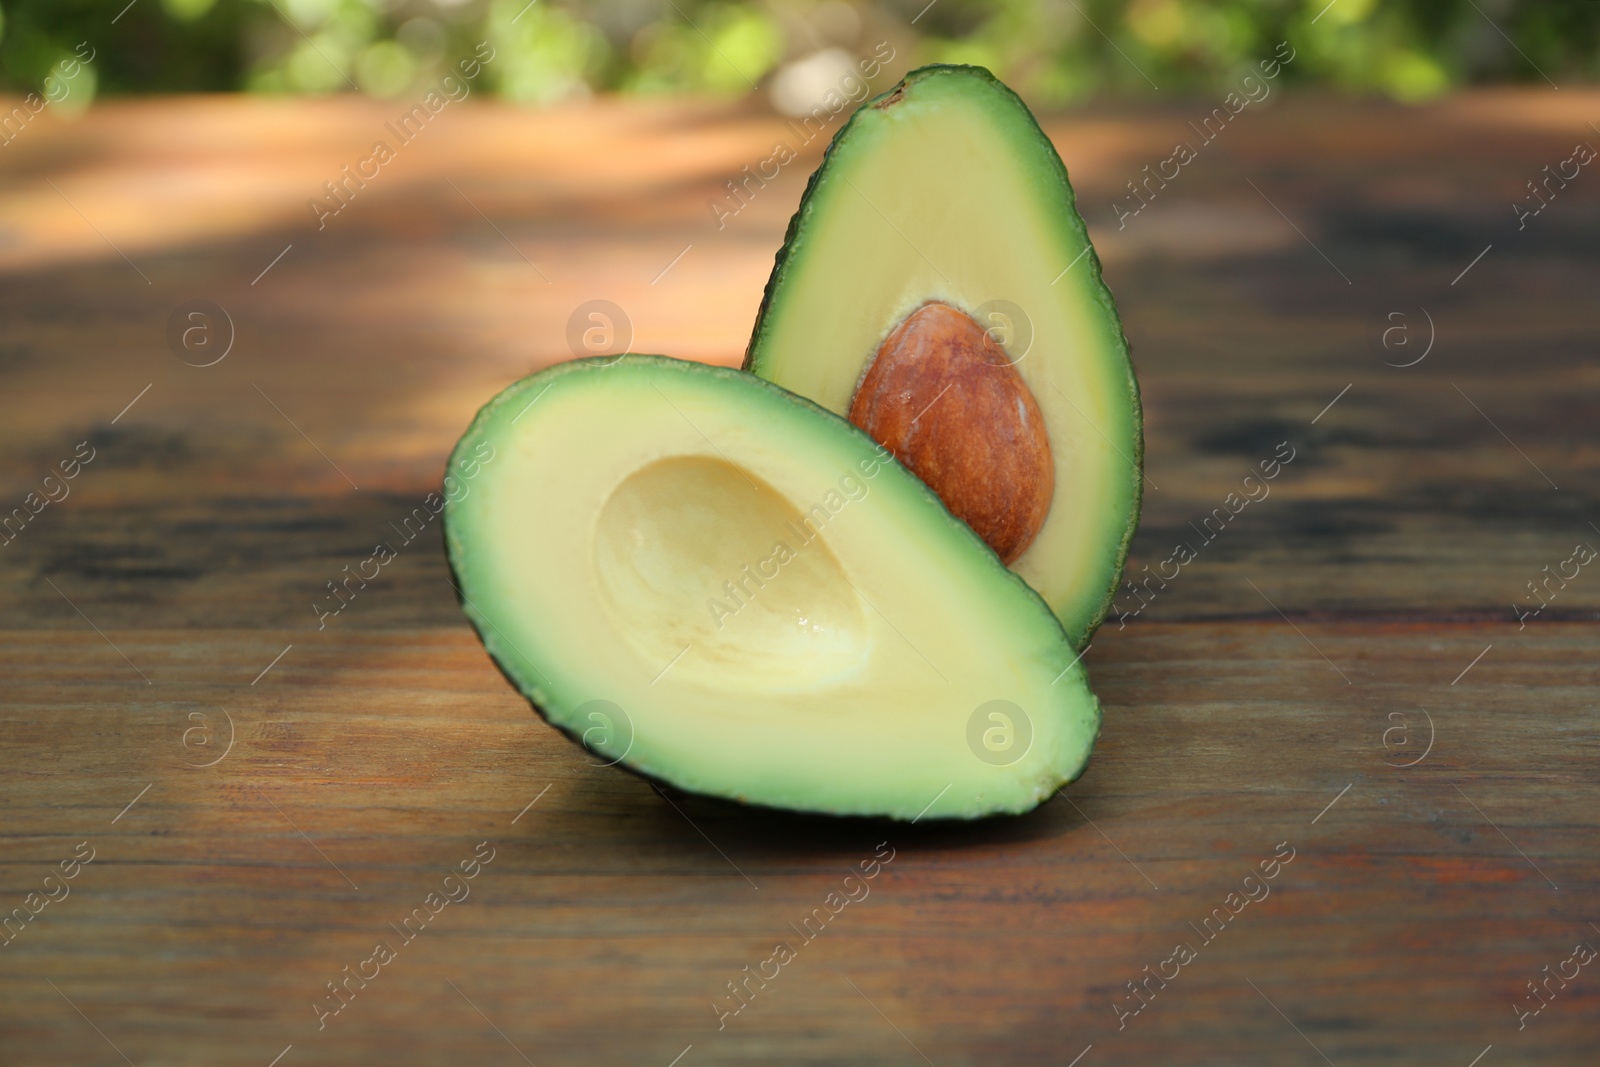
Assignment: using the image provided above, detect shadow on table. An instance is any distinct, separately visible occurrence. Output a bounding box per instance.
[565,767,1092,860]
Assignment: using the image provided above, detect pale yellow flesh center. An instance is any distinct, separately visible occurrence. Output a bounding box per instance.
[594,456,868,685]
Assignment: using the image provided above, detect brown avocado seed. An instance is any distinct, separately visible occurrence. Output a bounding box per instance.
[848,302,1054,564]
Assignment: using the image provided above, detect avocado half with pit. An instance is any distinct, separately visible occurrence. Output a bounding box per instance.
[444,356,1099,820]
[746,64,1142,649]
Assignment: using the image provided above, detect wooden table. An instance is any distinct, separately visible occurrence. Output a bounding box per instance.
[2,87,1596,1065]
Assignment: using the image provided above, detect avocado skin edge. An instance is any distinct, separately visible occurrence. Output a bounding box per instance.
[741,63,1145,651]
[439,354,1100,822]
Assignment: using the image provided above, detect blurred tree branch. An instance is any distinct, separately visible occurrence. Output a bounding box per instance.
[0,0,1594,109]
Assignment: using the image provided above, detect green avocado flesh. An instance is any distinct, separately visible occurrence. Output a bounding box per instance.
[745,65,1143,649]
[445,355,1100,820]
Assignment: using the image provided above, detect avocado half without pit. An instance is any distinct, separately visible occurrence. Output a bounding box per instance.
[746,65,1143,650]
[444,64,1139,820]
[444,357,1100,820]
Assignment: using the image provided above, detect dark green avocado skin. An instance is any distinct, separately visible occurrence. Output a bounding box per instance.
[741,64,1143,649]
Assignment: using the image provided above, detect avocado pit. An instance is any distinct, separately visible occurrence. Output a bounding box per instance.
[847,302,1054,564]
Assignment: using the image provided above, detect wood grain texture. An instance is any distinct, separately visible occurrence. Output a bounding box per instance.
[2,87,1597,1065]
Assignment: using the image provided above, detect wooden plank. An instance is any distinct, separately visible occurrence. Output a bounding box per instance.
[1,623,1594,1065]
[2,93,1597,627]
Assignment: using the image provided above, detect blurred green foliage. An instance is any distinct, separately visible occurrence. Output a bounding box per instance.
[0,0,1595,111]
